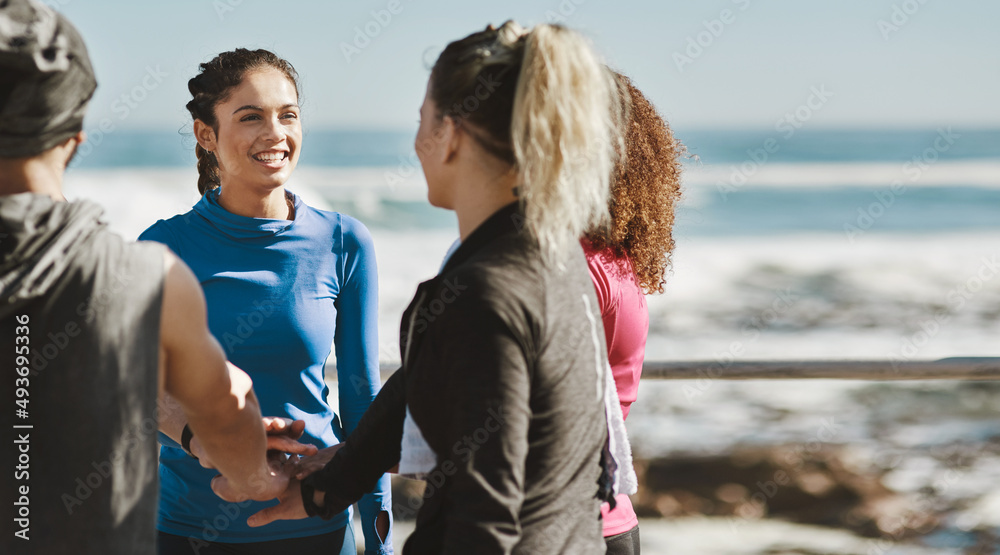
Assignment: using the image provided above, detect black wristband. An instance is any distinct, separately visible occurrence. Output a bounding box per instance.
[300,475,353,520]
[301,479,331,519]
[180,424,198,460]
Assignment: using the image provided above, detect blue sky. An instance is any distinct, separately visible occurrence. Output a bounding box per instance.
[52,0,1000,133]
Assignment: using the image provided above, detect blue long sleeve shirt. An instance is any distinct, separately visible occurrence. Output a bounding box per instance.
[139,189,392,551]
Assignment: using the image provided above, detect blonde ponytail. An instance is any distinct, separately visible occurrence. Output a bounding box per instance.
[428,22,623,263]
[511,24,623,263]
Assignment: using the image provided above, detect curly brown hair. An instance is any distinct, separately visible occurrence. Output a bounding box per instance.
[586,73,684,295]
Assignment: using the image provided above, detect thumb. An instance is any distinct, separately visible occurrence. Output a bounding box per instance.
[210,475,249,503]
[247,504,284,528]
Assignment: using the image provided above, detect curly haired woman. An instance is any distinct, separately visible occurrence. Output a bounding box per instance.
[584,72,684,555]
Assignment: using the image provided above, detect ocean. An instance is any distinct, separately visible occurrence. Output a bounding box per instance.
[64,127,1000,363]
[64,128,1000,551]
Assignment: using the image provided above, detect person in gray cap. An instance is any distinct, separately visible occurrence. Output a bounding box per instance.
[0,1,308,552]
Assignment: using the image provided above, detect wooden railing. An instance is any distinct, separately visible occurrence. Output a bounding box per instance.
[639,357,1000,380]
[372,357,1000,380]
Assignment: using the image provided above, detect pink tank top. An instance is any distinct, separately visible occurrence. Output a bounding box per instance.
[583,240,649,537]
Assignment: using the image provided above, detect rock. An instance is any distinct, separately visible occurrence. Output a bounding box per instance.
[632,445,919,538]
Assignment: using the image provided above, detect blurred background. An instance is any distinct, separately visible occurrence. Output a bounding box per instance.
[53,0,1000,552]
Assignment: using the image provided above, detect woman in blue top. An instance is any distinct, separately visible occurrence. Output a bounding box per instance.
[140,48,392,555]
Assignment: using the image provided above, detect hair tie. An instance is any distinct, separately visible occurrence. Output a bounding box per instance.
[496,20,528,44]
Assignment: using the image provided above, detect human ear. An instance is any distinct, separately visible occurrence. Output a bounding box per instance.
[57,130,85,152]
[56,130,86,169]
[194,120,218,153]
[441,116,461,164]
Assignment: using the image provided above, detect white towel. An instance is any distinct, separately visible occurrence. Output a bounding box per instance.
[395,360,638,495]
[582,293,639,497]
[395,241,460,479]
[397,407,436,478]
[604,359,638,496]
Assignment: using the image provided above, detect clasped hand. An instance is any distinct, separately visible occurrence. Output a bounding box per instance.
[208,424,345,527]
[189,416,328,504]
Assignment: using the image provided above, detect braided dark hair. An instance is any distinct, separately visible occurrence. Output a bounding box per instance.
[186,48,299,195]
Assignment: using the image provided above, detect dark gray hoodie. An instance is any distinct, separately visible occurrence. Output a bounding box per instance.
[1,193,164,554]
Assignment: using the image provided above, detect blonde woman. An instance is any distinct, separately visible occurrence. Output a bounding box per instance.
[216,22,624,554]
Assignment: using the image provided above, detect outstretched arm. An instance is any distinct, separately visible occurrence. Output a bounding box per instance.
[215,366,407,526]
[306,365,406,511]
[157,251,284,500]
[158,390,317,469]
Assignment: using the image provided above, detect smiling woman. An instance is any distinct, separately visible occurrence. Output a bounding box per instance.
[185,49,301,218]
[137,48,393,555]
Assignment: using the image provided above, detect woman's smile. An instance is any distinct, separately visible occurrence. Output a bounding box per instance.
[250,148,290,169]
[205,67,302,191]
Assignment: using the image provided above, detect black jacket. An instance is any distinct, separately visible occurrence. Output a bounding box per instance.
[307,203,609,554]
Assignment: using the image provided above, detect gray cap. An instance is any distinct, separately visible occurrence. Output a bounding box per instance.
[0,0,96,158]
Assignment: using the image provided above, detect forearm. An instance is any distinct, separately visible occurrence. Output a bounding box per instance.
[157,391,187,444]
[183,364,269,496]
[358,475,394,555]
[159,253,271,496]
[305,369,405,509]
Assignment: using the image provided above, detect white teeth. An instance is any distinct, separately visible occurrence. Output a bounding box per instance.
[253,152,285,162]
